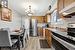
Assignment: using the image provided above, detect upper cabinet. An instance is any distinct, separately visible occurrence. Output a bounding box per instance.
[31,16,46,23]
[64,0,75,8]
[58,0,75,18]
[58,0,75,11]
[58,0,64,11]
[45,13,51,23]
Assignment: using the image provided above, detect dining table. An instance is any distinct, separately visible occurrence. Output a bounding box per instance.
[10,30,23,50]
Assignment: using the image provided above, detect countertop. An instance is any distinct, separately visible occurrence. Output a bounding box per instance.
[45,28,75,50]
[46,28,68,38]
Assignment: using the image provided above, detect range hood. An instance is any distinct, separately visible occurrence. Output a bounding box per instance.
[59,2,75,16]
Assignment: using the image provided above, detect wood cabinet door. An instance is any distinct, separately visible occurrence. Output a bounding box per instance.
[58,0,64,11]
[43,16,47,23]
[58,0,75,10]
[48,37,52,47]
[45,29,52,47]
[64,0,75,8]
[38,27,43,36]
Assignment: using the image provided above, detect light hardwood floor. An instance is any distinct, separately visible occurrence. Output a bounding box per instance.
[25,37,53,50]
[1,37,54,50]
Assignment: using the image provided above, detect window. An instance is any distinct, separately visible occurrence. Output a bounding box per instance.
[51,10,58,23]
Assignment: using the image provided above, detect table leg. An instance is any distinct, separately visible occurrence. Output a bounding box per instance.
[0,47,1,50]
[18,36,20,50]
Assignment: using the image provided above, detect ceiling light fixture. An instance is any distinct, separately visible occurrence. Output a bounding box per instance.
[27,5,33,16]
[25,0,33,16]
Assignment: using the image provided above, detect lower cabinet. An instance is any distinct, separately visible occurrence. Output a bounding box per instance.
[38,27,43,37]
[45,29,52,47]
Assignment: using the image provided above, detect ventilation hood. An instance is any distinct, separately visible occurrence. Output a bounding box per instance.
[59,2,75,16]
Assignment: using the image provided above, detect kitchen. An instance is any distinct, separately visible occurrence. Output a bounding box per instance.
[0,0,75,50]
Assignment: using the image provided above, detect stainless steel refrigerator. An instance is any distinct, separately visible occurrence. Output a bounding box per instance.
[30,19,37,36]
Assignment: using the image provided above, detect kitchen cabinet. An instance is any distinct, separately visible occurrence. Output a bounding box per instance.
[45,29,52,47]
[58,0,75,11]
[45,13,51,23]
[38,27,43,37]
[57,0,63,19]
[64,0,75,8]
[43,16,47,23]
[57,0,75,18]
[31,16,46,23]
[58,0,64,11]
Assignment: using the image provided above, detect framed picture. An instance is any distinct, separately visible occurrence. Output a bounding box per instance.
[1,7,12,21]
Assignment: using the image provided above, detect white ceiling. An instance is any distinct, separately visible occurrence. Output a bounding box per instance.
[8,0,51,16]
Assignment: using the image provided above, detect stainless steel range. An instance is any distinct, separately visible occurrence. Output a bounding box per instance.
[67,27,75,37]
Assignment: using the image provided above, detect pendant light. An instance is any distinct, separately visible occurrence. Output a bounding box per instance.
[25,0,33,16]
[27,5,33,16]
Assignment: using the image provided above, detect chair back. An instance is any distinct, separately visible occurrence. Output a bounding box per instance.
[22,29,25,38]
[0,30,12,47]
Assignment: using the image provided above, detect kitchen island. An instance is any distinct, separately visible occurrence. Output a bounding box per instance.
[45,28,75,50]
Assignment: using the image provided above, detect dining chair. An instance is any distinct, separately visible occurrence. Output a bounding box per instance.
[10,27,26,48]
[20,28,25,48]
[0,30,19,50]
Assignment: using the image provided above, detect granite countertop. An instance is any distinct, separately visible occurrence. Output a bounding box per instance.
[45,28,75,50]
[45,28,75,40]
[45,28,67,36]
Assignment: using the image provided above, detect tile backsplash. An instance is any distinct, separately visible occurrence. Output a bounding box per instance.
[50,16,75,28]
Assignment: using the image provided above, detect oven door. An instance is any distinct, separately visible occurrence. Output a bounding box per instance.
[67,28,75,37]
